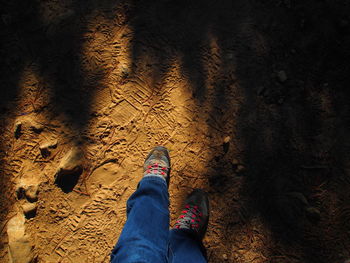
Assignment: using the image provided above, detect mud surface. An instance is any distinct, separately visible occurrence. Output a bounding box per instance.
[1,0,350,262]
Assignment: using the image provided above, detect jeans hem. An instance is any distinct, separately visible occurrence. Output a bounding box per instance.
[140,175,167,187]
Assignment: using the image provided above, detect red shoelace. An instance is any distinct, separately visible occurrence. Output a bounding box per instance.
[174,204,202,231]
[145,163,168,176]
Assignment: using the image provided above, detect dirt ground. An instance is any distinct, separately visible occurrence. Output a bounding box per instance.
[1,0,350,262]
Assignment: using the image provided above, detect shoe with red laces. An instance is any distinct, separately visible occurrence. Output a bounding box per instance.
[143,146,171,186]
[174,189,209,240]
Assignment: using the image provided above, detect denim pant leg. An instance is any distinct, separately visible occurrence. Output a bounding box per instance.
[111,176,169,263]
[168,229,207,263]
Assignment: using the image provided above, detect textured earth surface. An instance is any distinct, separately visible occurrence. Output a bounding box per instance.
[1,0,350,262]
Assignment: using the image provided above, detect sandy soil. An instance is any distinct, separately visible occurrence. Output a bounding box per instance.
[1,0,350,262]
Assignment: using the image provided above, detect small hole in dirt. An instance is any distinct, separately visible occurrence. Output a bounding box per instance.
[31,126,43,134]
[25,209,37,219]
[14,124,22,139]
[16,187,25,200]
[55,168,82,193]
[223,142,230,153]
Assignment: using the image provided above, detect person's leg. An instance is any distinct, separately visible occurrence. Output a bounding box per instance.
[111,176,169,263]
[111,147,171,263]
[168,189,209,263]
[168,229,207,263]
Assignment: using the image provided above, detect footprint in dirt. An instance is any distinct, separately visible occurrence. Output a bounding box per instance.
[87,160,121,190]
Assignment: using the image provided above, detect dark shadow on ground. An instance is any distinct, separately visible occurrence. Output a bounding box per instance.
[234,1,350,262]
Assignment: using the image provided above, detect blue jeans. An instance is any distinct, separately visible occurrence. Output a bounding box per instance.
[111,176,207,263]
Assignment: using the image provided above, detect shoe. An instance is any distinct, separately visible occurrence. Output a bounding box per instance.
[174,189,209,240]
[143,146,171,186]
